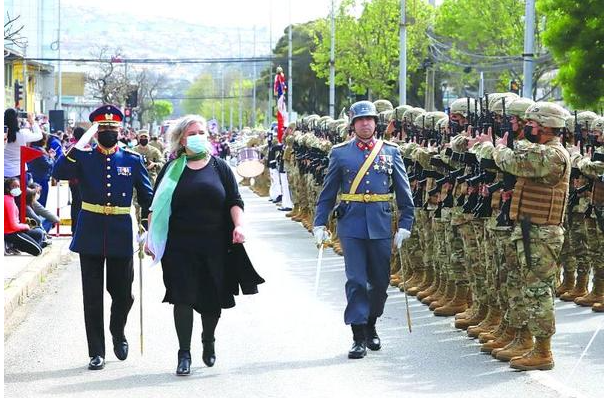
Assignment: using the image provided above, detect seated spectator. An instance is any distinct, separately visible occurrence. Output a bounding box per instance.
[4,109,43,180]
[4,178,45,256]
[26,184,59,235]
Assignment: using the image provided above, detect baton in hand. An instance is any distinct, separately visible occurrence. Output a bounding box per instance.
[314,231,331,296]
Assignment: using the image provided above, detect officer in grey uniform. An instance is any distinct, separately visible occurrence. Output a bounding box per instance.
[313,101,414,359]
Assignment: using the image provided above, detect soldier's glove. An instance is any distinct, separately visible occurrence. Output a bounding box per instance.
[313,226,329,246]
[394,228,411,249]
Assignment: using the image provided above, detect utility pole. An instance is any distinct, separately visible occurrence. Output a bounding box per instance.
[23,43,28,111]
[56,0,62,110]
[523,0,535,99]
[329,0,335,118]
[230,99,233,131]
[252,26,257,127]
[479,71,485,97]
[423,0,436,111]
[221,67,225,130]
[288,0,293,122]
[238,28,243,130]
[267,0,274,129]
[399,0,407,106]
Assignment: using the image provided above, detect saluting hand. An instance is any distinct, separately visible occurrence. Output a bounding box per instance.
[233,226,245,244]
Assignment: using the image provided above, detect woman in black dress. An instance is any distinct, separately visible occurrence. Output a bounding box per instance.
[145,115,263,376]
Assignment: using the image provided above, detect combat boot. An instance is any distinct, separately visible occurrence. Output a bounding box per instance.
[404,269,427,296]
[421,276,443,304]
[478,317,507,344]
[574,276,604,307]
[454,304,487,330]
[417,274,440,301]
[390,261,403,287]
[390,272,402,287]
[593,302,604,312]
[332,240,344,256]
[480,325,516,353]
[348,325,367,359]
[285,205,297,218]
[429,280,456,311]
[433,284,469,317]
[560,272,589,301]
[417,267,435,292]
[494,326,533,362]
[467,306,502,338]
[555,271,575,297]
[509,336,554,371]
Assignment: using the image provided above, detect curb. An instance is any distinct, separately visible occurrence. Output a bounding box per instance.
[4,241,74,323]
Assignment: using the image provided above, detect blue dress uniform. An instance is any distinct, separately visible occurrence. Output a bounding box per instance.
[52,105,153,368]
[314,137,414,325]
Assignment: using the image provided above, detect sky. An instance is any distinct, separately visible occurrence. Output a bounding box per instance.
[61,0,334,40]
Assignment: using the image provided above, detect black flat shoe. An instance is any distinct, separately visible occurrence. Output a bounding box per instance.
[348,341,367,359]
[176,350,191,376]
[365,326,381,351]
[202,340,216,367]
[88,356,105,370]
[113,338,129,361]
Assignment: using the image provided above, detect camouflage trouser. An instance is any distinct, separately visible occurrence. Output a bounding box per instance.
[458,221,482,304]
[471,218,497,306]
[307,176,320,222]
[417,209,436,279]
[406,215,425,274]
[286,165,299,205]
[586,217,604,278]
[512,224,565,338]
[486,219,514,312]
[433,214,450,282]
[559,213,591,277]
[480,217,500,307]
[445,208,468,287]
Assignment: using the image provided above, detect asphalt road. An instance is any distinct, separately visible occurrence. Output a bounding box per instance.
[4,187,603,398]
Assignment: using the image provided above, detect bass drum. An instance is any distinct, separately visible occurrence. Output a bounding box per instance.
[236,148,264,178]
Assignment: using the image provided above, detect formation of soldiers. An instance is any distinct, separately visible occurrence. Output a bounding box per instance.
[241,95,604,371]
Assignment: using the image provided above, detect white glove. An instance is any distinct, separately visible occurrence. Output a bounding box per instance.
[74,123,98,150]
[136,231,147,244]
[313,226,329,246]
[394,228,411,249]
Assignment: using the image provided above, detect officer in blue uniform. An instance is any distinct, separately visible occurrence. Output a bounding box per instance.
[313,101,414,359]
[52,105,153,370]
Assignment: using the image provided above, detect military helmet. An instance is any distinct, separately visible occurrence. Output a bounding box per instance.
[490,93,521,116]
[349,101,379,125]
[379,110,394,122]
[450,98,480,118]
[524,102,569,129]
[424,111,448,127]
[506,98,535,118]
[394,105,413,121]
[576,111,599,131]
[435,117,449,131]
[137,129,150,138]
[373,99,393,113]
[403,107,426,125]
[592,116,604,133]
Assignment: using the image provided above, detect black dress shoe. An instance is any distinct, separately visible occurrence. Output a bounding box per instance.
[274,195,282,203]
[113,338,128,361]
[365,318,381,351]
[202,340,216,367]
[348,341,367,359]
[88,356,105,370]
[278,207,292,211]
[176,350,191,376]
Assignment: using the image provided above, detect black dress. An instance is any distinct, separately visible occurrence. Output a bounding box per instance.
[155,156,264,314]
[161,161,228,315]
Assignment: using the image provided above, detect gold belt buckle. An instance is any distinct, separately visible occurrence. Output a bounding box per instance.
[363,193,371,202]
[103,205,113,215]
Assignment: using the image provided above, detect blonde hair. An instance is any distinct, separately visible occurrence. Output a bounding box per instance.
[167,115,207,156]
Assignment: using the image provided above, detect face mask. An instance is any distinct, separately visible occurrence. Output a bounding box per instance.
[186,134,210,155]
[97,131,119,148]
[10,187,21,197]
[139,138,149,146]
[524,125,539,143]
[449,120,463,135]
[128,140,137,148]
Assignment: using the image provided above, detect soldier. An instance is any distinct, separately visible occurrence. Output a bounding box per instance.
[571,116,604,311]
[149,131,166,154]
[313,101,414,359]
[52,105,154,370]
[492,102,571,371]
[133,129,164,185]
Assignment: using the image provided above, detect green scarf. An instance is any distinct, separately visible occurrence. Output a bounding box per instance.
[147,152,207,264]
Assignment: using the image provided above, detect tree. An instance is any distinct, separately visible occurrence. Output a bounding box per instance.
[537,0,604,109]
[433,0,555,100]
[133,69,167,125]
[151,100,173,123]
[4,12,26,48]
[311,0,434,106]
[86,46,130,105]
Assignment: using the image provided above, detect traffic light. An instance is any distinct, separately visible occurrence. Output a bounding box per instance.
[510,80,520,95]
[14,81,24,106]
[124,108,132,118]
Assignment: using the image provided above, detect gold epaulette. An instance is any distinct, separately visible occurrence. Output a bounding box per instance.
[382,140,398,147]
[332,141,349,149]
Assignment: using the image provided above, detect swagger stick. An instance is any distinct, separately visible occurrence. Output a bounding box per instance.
[398,247,413,333]
[137,208,145,355]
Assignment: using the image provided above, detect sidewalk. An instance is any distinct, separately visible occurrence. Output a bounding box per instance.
[4,237,74,323]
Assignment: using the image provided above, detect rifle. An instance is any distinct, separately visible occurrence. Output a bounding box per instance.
[393,108,403,140]
[574,111,584,155]
[496,97,517,227]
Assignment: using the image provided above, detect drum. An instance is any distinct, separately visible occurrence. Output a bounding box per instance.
[236,148,264,178]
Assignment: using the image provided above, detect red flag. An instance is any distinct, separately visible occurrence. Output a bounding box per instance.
[20,146,45,223]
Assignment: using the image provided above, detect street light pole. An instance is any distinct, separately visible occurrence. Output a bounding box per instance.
[522,0,535,99]
[287,0,293,122]
[399,0,407,106]
[328,0,335,118]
